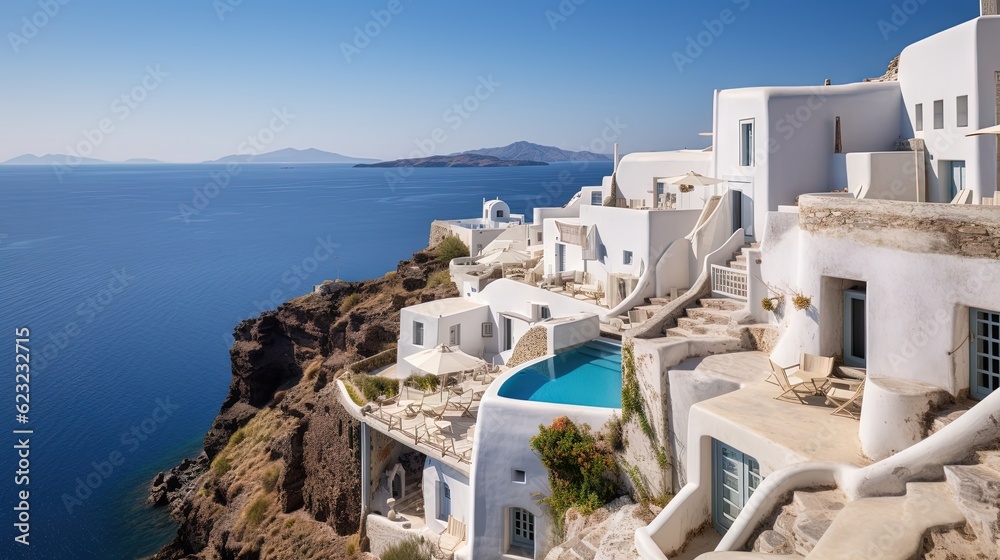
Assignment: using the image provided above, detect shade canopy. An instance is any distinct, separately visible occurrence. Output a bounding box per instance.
[966,124,1000,136]
[476,248,530,265]
[404,344,486,375]
[667,171,725,188]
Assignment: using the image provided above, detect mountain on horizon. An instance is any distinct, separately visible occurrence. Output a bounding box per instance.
[456,141,612,163]
[205,147,379,165]
[2,153,111,165]
[355,154,548,168]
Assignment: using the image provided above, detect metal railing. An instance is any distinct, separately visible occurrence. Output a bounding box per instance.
[711,264,748,300]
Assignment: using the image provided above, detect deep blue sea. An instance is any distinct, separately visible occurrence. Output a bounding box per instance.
[0,162,611,559]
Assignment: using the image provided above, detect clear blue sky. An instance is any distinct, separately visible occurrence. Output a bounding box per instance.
[0,0,980,162]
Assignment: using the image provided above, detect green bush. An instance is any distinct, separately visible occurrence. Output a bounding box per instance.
[406,373,440,392]
[530,417,618,534]
[426,270,451,289]
[436,236,469,263]
[245,495,270,528]
[380,538,431,560]
[229,427,248,447]
[352,375,399,402]
[340,293,362,313]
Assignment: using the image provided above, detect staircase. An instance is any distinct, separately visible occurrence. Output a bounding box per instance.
[392,479,424,529]
[662,297,779,354]
[741,449,1000,560]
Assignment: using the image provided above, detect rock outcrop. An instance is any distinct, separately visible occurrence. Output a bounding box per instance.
[150,247,457,559]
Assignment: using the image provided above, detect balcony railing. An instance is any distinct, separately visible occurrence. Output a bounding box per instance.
[711,264,748,300]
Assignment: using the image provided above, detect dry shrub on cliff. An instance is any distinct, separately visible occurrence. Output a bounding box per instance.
[435,236,469,263]
[302,356,323,381]
[344,534,360,557]
[261,465,280,493]
[425,270,451,289]
[244,495,271,529]
[351,374,399,402]
[381,538,432,560]
[212,455,233,477]
[339,293,362,313]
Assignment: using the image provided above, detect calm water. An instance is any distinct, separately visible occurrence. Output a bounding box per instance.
[498,340,622,408]
[0,162,611,559]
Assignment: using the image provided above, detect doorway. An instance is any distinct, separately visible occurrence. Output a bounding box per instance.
[843,289,867,367]
[712,440,761,535]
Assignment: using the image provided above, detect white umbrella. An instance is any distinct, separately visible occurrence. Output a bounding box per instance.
[967,124,1000,137]
[476,248,530,265]
[668,171,725,188]
[404,344,486,376]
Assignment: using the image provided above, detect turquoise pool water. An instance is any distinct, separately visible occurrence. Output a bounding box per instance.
[498,340,622,408]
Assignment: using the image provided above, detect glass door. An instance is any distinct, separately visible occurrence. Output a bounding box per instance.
[950,161,966,199]
[509,508,535,556]
[970,308,1000,400]
[502,316,513,352]
[843,289,867,367]
[712,440,761,534]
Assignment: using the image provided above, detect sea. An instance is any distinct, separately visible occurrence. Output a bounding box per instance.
[0,161,612,559]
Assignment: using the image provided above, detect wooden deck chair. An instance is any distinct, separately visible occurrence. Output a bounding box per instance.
[769,359,815,403]
[421,400,449,419]
[447,389,475,418]
[825,379,866,419]
[421,416,456,454]
[438,515,467,555]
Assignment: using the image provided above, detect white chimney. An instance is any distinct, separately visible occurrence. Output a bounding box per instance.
[984,0,998,16]
[613,143,620,173]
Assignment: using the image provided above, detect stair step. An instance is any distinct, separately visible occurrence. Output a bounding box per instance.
[729,262,747,271]
[930,404,971,434]
[692,324,730,336]
[699,298,745,312]
[686,307,736,325]
[665,327,693,338]
[734,254,747,263]
[975,449,1000,473]
[808,482,965,560]
[676,317,701,330]
[944,463,1000,551]
[790,489,847,556]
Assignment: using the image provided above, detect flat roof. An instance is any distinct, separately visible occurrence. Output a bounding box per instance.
[405,297,488,317]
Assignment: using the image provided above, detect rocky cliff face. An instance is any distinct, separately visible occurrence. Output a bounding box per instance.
[150,248,457,559]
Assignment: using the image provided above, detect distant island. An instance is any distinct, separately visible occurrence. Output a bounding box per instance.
[2,153,112,165]
[204,147,378,165]
[455,140,611,163]
[354,154,548,168]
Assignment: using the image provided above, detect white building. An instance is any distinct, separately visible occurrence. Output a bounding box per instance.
[431,198,530,256]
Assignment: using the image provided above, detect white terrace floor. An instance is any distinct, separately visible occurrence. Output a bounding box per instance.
[670,350,871,467]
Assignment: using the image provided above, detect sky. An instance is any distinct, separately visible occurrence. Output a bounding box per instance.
[0,0,981,162]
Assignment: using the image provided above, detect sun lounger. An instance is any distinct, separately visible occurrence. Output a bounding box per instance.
[769,359,818,403]
[438,515,467,555]
[447,389,475,418]
[824,378,866,419]
[766,353,834,393]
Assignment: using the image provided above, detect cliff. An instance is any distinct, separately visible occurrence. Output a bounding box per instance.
[150,248,457,559]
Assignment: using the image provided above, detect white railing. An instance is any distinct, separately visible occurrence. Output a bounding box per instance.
[711,264,748,300]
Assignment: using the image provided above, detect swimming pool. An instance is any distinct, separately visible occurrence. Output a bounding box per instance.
[498,340,622,408]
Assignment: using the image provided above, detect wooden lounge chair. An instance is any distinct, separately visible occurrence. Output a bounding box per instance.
[422,400,449,419]
[438,515,467,555]
[767,353,835,393]
[447,389,475,418]
[420,416,456,453]
[824,378,866,419]
[769,359,816,403]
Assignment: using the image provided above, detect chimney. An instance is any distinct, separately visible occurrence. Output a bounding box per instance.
[984,0,998,15]
[613,143,619,173]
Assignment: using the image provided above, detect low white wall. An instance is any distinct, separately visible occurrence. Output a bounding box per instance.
[422,458,471,534]
[546,313,601,354]
[829,151,919,202]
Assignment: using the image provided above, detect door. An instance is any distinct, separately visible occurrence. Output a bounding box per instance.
[950,161,966,199]
[509,507,535,555]
[730,189,754,239]
[712,440,761,534]
[843,289,867,367]
[970,308,1000,400]
[503,316,513,352]
[555,243,566,273]
[438,482,451,521]
[449,324,461,346]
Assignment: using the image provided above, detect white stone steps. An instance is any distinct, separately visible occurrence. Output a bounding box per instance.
[699,298,745,312]
[806,482,965,560]
[943,463,1000,551]
[685,307,738,325]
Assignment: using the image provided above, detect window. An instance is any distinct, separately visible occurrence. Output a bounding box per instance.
[971,308,1000,400]
[509,508,535,555]
[915,103,923,132]
[957,95,969,128]
[540,306,551,320]
[502,316,513,351]
[536,232,543,242]
[438,482,451,521]
[497,210,504,218]
[449,324,461,346]
[739,119,755,167]
[512,469,526,483]
[623,250,633,265]
[934,100,944,129]
[591,191,603,205]
[413,321,424,346]
[482,322,493,337]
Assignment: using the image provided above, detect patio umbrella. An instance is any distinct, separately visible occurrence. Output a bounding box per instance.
[404,344,486,376]
[476,248,530,265]
[967,124,1000,136]
[668,171,725,188]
